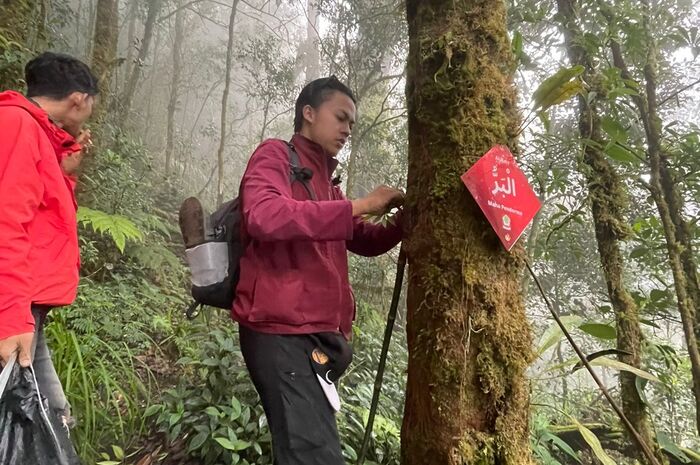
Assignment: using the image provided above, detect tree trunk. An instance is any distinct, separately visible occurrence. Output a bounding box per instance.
[346,138,360,198]
[216,0,241,206]
[641,52,700,438]
[75,0,84,54]
[656,150,700,339]
[608,10,700,437]
[86,0,97,58]
[401,1,533,464]
[165,0,185,177]
[143,30,162,140]
[642,10,700,436]
[556,0,664,462]
[91,0,119,99]
[124,0,138,88]
[304,0,321,81]
[33,0,49,51]
[120,0,163,120]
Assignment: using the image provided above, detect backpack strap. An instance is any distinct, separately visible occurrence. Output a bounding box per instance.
[286,142,317,201]
[185,301,203,320]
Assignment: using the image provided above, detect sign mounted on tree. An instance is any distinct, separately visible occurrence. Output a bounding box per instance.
[461,145,541,251]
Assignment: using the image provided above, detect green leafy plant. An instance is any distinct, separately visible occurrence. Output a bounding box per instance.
[78,207,143,253]
[147,328,272,465]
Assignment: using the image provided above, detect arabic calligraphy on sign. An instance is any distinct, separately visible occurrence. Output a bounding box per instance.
[492,176,517,197]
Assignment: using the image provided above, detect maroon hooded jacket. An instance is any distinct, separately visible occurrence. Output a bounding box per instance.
[232,134,402,338]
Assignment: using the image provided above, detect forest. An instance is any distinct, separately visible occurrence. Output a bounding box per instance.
[0,0,699,464]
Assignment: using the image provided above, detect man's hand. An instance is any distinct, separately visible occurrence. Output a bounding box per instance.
[61,129,93,175]
[0,332,34,368]
[352,186,405,216]
[76,128,93,148]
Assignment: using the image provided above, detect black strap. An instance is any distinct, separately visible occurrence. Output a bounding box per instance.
[185,301,203,320]
[286,142,317,201]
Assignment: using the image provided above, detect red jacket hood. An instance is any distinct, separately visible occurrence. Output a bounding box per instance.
[0,91,81,162]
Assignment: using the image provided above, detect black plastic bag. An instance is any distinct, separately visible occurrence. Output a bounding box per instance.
[0,362,80,465]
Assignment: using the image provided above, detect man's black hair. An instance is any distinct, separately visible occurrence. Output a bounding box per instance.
[294,76,356,132]
[25,52,99,100]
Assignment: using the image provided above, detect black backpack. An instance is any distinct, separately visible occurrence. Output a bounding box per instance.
[179,142,315,318]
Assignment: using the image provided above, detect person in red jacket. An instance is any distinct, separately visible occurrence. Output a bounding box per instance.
[0,52,97,425]
[234,76,404,464]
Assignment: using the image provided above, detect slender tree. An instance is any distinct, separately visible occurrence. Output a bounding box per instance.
[165,0,185,177]
[120,0,163,119]
[216,0,241,206]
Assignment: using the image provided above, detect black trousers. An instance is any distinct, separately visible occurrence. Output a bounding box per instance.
[239,325,345,465]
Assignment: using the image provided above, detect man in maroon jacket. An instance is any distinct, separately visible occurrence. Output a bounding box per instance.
[0,52,97,426]
[233,76,403,464]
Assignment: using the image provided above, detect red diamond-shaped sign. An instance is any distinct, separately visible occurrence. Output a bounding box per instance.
[461,145,541,251]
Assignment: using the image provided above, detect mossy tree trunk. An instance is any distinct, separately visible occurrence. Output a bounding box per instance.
[556,0,664,462]
[401,1,533,464]
[640,49,700,437]
[608,7,700,437]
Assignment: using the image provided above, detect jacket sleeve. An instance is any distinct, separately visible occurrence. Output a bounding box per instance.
[242,140,354,242]
[347,210,403,257]
[0,108,43,339]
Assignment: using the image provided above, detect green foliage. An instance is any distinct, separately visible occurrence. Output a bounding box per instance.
[46,128,192,462]
[143,300,406,465]
[336,301,405,465]
[45,310,153,461]
[571,419,616,465]
[0,34,30,89]
[78,207,143,253]
[578,323,617,341]
[0,0,37,89]
[148,327,273,465]
[530,414,581,465]
[532,66,585,111]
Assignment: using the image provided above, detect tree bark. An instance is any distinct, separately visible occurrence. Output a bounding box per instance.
[143,30,162,140]
[124,0,138,88]
[86,0,97,58]
[401,1,533,464]
[555,0,664,462]
[216,0,241,206]
[346,138,360,198]
[91,0,119,100]
[303,0,321,80]
[165,0,185,177]
[640,52,700,439]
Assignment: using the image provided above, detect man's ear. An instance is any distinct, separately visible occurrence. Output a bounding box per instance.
[302,104,315,126]
[67,91,87,109]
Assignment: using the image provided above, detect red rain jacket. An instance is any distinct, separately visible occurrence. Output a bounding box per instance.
[232,134,402,338]
[0,91,81,339]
